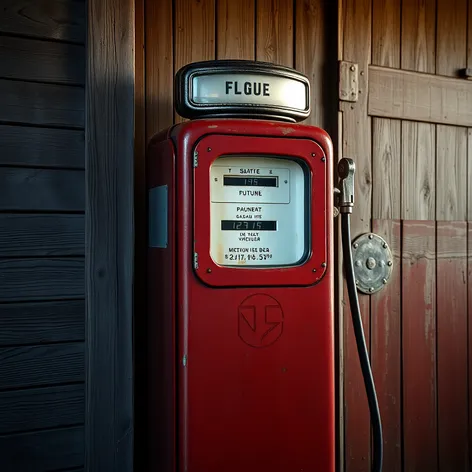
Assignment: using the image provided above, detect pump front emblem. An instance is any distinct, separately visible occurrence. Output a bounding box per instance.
[238,294,284,348]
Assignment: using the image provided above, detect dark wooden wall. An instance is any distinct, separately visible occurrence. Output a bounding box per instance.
[85,0,135,470]
[0,1,86,470]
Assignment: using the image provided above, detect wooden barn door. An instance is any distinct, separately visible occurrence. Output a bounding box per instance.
[339,1,472,472]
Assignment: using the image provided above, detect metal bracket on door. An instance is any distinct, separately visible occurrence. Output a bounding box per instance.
[339,61,359,102]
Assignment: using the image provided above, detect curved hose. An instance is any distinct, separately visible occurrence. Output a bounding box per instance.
[341,213,383,472]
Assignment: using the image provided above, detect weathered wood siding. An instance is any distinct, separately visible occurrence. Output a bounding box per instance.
[135,0,338,467]
[340,0,472,471]
[0,1,85,470]
[85,0,135,470]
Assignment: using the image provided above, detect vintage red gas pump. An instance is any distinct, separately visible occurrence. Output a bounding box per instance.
[146,60,383,472]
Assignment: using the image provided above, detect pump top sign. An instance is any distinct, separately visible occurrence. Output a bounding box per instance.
[174,60,311,122]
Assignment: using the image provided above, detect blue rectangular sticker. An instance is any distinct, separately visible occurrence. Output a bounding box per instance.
[148,185,168,248]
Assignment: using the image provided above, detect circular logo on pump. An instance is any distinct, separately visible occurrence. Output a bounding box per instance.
[238,294,284,348]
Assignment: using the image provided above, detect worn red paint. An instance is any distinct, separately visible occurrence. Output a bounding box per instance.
[344,284,371,470]
[437,221,468,472]
[402,221,438,472]
[147,119,335,471]
[371,219,402,472]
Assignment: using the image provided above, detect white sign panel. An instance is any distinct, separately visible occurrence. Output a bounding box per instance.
[191,73,308,111]
[209,156,307,267]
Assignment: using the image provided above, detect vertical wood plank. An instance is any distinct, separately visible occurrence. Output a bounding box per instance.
[256,0,293,67]
[468,0,472,69]
[216,0,255,60]
[337,110,345,472]
[468,222,472,472]
[402,221,437,472]
[85,0,134,470]
[338,4,345,468]
[437,222,469,472]
[468,129,472,220]
[372,118,401,220]
[371,219,402,472]
[340,0,371,234]
[146,0,174,137]
[372,0,401,67]
[436,125,468,221]
[338,0,344,60]
[135,0,147,469]
[401,121,436,220]
[341,0,372,470]
[370,5,401,461]
[436,0,468,76]
[401,0,436,73]
[174,0,216,122]
[295,0,325,127]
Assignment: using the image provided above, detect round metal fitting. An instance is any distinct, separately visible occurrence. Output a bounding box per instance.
[351,232,393,295]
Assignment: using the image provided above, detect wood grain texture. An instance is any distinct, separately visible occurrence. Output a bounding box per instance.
[469,129,472,220]
[401,0,436,73]
[436,221,468,472]
[217,0,255,59]
[468,0,472,69]
[436,0,468,76]
[0,36,85,85]
[0,300,84,345]
[145,0,173,137]
[343,291,371,472]
[134,1,147,468]
[0,168,84,212]
[341,1,372,469]
[372,0,400,67]
[340,0,371,235]
[469,222,472,472]
[0,384,84,434]
[402,221,437,472]
[0,425,83,472]
[0,258,84,302]
[0,0,86,43]
[370,219,401,472]
[372,118,401,219]
[436,125,467,221]
[0,342,84,390]
[295,0,332,128]
[0,125,84,168]
[85,0,134,470]
[401,121,436,220]
[256,0,293,67]
[0,79,84,128]
[174,0,215,122]
[368,66,472,127]
[0,214,84,257]
[467,128,472,221]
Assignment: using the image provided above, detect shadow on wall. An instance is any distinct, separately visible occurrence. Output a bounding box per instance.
[85,0,135,470]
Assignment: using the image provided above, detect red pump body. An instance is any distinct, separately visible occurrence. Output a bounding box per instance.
[147,118,335,472]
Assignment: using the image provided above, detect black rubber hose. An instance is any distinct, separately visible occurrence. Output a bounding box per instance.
[341,212,383,472]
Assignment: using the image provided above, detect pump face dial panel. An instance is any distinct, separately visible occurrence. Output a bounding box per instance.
[209,156,308,267]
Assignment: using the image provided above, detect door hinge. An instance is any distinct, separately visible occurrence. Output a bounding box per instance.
[193,150,199,167]
[339,61,359,102]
